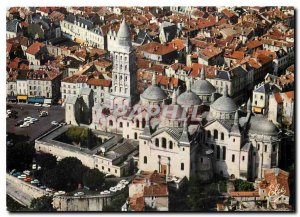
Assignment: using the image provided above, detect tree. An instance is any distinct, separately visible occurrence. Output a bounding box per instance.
[233,179,254,191]
[36,153,57,170]
[82,169,105,190]
[57,157,88,191]
[7,142,35,171]
[103,191,128,211]
[30,196,56,211]
[42,168,67,190]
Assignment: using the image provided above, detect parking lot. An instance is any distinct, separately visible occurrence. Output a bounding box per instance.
[6,103,65,142]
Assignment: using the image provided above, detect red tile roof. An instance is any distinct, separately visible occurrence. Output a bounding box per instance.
[229,191,260,197]
[26,42,45,55]
[140,41,176,56]
[87,78,111,87]
[246,40,263,49]
[144,184,168,197]
[273,92,283,104]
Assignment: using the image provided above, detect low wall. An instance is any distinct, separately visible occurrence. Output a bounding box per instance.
[52,195,113,211]
[6,174,52,207]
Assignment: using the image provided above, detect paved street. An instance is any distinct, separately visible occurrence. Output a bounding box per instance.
[6,103,65,142]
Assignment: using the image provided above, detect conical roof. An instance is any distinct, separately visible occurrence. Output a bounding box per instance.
[117,19,130,38]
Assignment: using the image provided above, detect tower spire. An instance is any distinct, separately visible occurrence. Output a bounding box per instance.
[179,119,190,145]
[234,110,239,125]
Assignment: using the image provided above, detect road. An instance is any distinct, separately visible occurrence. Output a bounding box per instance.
[6,103,65,142]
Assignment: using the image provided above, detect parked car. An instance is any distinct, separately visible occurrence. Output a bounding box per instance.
[43,104,51,107]
[20,123,29,128]
[6,110,12,114]
[39,185,47,189]
[103,190,110,195]
[54,191,66,196]
[34,103,42,107]
[30,179,39,184]
[24,177,32,182]
[39,111,48,117]
[17,175,26,179]
[12,172,21,177]
[32,164,37,170]
[109,187,117,192]
[46,188,53,192]
[74,192,85,196]
[51,121,59,126]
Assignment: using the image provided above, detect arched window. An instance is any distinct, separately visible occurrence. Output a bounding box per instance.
[155,138,159,147]
[119,122,123,128]
[162,138,166,148]
[222,146,226,160]
[214,130,218,140]
[109,120,113,126]
[181,163,184,171]
[207,131,211,139]
[142,118,146,128]
[134,132,138,140]
[221,133,224,140]
[144,156,147,164]
[169,141,173,149]
[136,119,140,128]
[217,146,220,159]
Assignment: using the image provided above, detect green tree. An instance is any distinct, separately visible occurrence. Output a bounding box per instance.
[103,190,128,211]
[82,169,105,190]
[233,179,254,191]
[42,168,66,190]
[55,157,88,191]
[7,142,35,171]
[36,153,57,170]
[30,196,55,211]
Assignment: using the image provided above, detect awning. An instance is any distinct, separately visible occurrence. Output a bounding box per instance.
[17,95,28,100]
[27,97,44,104]
[7,96,17,101]
[253,107,262,113]
[44,99,52,104]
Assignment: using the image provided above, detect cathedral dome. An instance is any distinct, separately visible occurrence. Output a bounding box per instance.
[210,86,237,113]
[177,91,202,106]
[191,79,216,95]
[141,85,168,101]
[191,67,216,95]
[249,116,279,136]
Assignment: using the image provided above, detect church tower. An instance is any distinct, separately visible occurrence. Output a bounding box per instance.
[108,18,138,108]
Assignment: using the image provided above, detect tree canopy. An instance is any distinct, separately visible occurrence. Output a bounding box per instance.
[36,153,57,170]
[233,179,254,191]
[7,142,35,171]
[82,169,105,190]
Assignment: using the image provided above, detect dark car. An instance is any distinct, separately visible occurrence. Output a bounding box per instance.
[15,120,24,126]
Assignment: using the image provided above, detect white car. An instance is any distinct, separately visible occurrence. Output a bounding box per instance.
[74,192,85,196]
[109,187,117,192]
[20,123,29,128]
[30,179,39,184]
[103,190,110,195]
[43,104,51,107]
[116,186,122,191]
[54,191,66,196]
[46,188,53,192]
[51,121,59,126]
[32,164,37,170]
[34,103,42,107]
[119,179,127,184]
[24,117,31,121]
[17,175,26,179]
[7,110,12,114]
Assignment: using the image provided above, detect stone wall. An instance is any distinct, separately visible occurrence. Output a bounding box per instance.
[52,195,113,211]
[6,174,51,207]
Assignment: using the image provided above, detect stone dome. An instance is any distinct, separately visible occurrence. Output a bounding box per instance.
[249,116,279,136]
[141,85,168,101]
[191,79,216,95]
[191,66,216,95]
[177,91,202,106]
[210,86,237,113]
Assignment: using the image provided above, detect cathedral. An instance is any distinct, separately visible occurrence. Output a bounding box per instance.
[82,19,281,182]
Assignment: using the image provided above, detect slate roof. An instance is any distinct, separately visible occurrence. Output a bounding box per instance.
[6,19,19,32]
